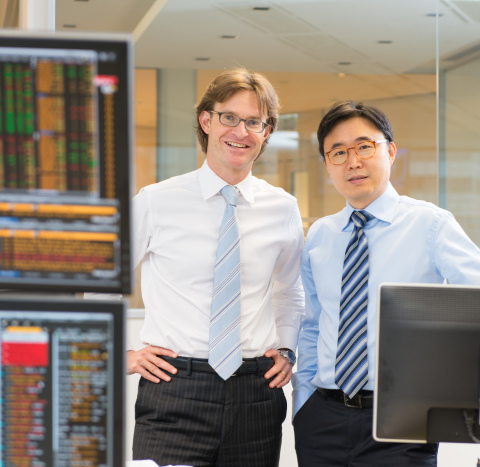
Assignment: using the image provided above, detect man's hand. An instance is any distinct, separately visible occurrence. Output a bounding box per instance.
[127,346,178,383]
[263,349,294,388]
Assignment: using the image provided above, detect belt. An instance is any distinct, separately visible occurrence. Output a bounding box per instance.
[317,387,374,408]
[162,356,273,376]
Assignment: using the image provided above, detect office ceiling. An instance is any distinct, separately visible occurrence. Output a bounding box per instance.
[51,0,480,74]
[1,0,479,117]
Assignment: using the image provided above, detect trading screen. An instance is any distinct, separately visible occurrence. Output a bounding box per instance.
[0,32,133,293]
[0,297,125,467]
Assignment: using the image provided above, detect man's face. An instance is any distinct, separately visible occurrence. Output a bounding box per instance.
[199,90,271,184]
[323,117,396,209]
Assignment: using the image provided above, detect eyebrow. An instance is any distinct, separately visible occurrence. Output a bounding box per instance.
[217,110,263,120]
[329,136,374,149]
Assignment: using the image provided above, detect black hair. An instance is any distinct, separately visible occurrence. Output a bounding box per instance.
[317,100,394,159]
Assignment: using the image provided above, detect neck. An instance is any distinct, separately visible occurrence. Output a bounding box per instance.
[206,161,250,186]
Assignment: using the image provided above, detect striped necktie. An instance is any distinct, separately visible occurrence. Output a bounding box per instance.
[208,185,242,380]
[335,210,374,398]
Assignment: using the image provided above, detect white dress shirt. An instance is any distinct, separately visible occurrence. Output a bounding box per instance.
[292,182,480,416]
[132,161,305,358]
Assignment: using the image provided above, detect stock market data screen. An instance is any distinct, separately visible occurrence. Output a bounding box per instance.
[0,296,125,467]
[0,31,133,293]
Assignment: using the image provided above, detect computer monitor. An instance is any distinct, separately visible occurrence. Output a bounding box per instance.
[0,295,125,466]
[0,30,133,293]
[374,283,480,444]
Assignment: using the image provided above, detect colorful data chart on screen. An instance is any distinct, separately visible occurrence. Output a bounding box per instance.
[0,33,133,292]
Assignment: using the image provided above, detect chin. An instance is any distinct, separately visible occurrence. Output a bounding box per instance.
[346,191,374,208]
[229,156,253,168]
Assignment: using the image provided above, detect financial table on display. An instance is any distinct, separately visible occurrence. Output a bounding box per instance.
[0,298,125,467]
[0,32,133,293]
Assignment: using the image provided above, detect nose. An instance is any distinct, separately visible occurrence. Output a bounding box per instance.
[231,119,249,137]
[346,147,362,168]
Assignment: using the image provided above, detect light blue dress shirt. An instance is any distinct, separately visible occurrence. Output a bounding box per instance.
[292,183,480,417]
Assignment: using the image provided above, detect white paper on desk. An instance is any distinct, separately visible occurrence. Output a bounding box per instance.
[126,461,160,467]
[126,461,192,467]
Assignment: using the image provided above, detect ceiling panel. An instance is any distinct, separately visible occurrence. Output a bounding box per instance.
[56,0,156,31]
[50,0,480,76]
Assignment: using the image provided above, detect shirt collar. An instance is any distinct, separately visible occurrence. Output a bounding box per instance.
[198,160,254,205]
[341,182,399,231]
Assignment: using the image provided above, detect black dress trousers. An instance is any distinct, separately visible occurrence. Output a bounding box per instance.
[294,390,438,467]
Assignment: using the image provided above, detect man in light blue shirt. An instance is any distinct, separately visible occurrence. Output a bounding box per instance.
[292,100,480,467]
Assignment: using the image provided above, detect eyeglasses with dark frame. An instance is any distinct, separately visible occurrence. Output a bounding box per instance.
[209,111,270,133]
[325,139,389,165]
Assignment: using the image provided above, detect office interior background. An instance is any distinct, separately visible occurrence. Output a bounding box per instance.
[7,0,480,465]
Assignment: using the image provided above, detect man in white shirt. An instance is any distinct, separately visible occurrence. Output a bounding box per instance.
[128,68,305,467]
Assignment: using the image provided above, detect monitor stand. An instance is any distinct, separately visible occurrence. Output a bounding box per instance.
[427,408,480,443]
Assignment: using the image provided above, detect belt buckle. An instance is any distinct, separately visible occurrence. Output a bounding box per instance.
[343,392,362,408]
[231,360,246,377]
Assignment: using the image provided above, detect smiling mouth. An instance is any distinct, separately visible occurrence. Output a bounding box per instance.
[226,141,248,148]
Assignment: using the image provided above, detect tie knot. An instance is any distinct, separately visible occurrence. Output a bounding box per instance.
[220,185,239,207]
[351,210,373,229]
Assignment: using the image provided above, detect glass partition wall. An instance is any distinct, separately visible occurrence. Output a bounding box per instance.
[439,1,480,246]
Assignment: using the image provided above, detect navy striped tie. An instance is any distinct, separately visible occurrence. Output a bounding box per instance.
[335,210,373,398]
[208,185,242,380]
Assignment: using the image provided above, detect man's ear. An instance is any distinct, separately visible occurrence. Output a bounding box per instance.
[323,156,333,179]
[263,125,272,142]
[198,110,211,135]
[388,141,397,166]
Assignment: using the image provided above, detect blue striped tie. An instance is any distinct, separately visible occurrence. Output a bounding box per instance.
[208,185,242,380]
[335,210,374,398]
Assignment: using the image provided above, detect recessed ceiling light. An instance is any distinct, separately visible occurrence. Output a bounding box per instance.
[220,35,238,39]
[252,7,270,11]
[195,57,210,61]
[338,61,351,66]
[378,40,393,44]
[63,24,77,28]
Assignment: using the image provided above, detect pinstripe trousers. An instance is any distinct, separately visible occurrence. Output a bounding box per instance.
[133,365,287,467]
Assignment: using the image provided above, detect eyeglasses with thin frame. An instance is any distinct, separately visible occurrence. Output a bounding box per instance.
[209,111,270,133]
[325,139,389,165]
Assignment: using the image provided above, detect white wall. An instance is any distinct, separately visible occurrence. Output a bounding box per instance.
[126,311,480,466]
